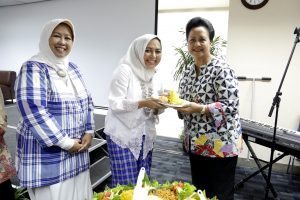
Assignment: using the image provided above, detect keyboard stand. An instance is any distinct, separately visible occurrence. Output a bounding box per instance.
[234,135,287,198]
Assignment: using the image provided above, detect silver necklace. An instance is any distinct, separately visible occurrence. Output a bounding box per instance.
[140,81,153,116]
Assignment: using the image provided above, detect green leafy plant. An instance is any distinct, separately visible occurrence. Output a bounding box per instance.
[14,187,30,200]
[173,31,227,81]
[93,179,217,200]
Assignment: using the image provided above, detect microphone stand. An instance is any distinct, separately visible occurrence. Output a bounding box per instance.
[265,27,300,199]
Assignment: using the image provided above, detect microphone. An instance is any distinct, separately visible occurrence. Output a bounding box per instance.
[237,76,247,80]
[261,77,272,81]
[237,76,271,81]
[294,27,300,36]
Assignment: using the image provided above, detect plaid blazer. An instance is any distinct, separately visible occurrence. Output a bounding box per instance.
[15,61,94,188]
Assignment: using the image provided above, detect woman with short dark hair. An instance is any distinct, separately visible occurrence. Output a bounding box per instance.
[176,17,242,200]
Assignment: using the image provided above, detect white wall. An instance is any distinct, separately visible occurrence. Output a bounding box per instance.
[0,0,156,106]
[228,0,300,129]
[227,0,300,164]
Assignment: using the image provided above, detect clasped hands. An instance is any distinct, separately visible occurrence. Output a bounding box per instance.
[140,97,207,115]
[68,133,93,153]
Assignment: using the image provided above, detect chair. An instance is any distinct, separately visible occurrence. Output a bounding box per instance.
[0,70,16,103]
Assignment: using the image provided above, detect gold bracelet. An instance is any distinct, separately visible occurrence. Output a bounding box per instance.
[200,105,206,114]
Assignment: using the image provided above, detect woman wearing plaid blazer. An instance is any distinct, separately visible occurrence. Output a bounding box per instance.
[15,19,94,200]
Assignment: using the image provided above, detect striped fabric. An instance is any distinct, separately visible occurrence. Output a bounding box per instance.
[15,61,94,188]
[106,135,152,187]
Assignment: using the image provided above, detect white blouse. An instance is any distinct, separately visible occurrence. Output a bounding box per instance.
[104,64,162,160]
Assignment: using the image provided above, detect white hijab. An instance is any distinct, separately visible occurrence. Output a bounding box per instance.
[119,34,161,83]
[29,18,75,73]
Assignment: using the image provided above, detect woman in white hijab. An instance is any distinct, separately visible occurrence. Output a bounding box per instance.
[104,34,165,187]
[15,19,94,200]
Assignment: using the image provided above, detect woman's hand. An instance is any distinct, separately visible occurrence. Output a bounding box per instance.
[68,139,83,153]
[138,97,166,110]
[78,133,93,152]
[175,102,205,114]
[68,133,93,153]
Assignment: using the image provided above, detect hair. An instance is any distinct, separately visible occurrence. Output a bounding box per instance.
[185,17,215,41]
[153,37,161,43]
[152,37,162,49]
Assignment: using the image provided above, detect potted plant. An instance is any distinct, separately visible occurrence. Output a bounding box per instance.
[14,187,30,200]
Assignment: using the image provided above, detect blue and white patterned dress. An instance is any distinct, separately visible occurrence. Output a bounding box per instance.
[15,61,94,188]
[179,58,242,158]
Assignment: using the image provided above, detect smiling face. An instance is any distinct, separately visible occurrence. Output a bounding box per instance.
[143,38,162,69]
[187,26,211,60]
[49,23,73,58]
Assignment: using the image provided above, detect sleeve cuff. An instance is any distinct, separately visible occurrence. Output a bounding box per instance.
[57,137,75,150]
[85,130,94,134]
[85,130,95,137]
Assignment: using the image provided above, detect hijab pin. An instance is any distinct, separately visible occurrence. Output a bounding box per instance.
[57,69,67,77]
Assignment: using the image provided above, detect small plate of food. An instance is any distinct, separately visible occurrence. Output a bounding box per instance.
[159,102,186,108]
[158,90,186,108]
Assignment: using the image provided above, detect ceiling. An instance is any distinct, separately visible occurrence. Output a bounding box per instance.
[0,0,53,7]
[159,0,229,10]
[0,0,228,8]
